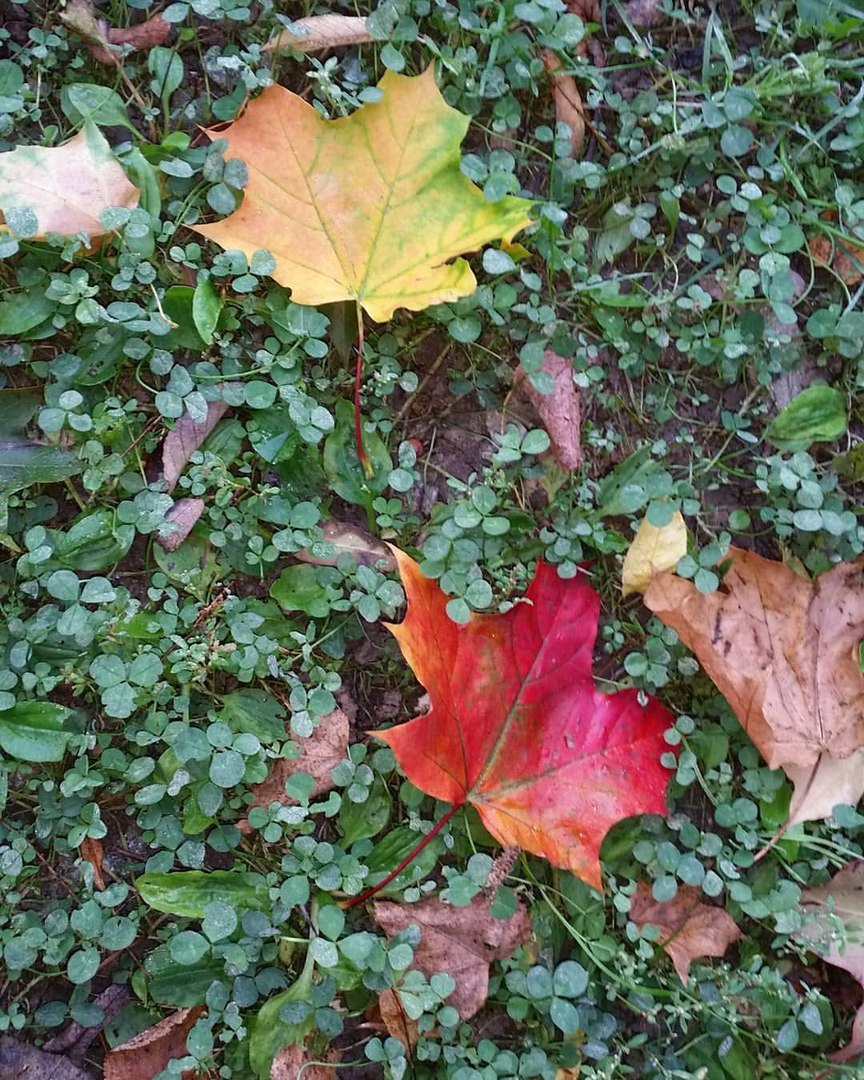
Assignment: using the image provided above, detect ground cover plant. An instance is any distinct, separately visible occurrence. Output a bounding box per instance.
[1,0,864,1077]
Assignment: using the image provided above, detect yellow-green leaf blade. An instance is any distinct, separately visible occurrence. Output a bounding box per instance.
[193,68,532,321]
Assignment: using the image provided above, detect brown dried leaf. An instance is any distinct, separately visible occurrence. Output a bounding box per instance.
[629,882,742,983]
[156,498,205,552]
[294,520,396,571]
[809,212,864,287]
[623,0,665,28]
[103,1007,202,1080]
[797,861,864,1065]
[80,836,105,891]
[270,1043,335,1080]
[264,15,372,54]
[515,349,582,470]
[377,988,419,1050]
[59,0,171,64]
[0,1036,94,1080]
[373,892,531,1019]
[161,400,228,493]
[541,52,585,158]
[242,708,349,823]
[644,549,864,827]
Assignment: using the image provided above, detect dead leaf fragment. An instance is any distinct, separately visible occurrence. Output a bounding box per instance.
[161,399,228,493]
[295,520,396,571]
[377,988,419,1050]
[809,212,864,286]
[797,861,864,1064]
[373,892,531,1018]
[0,1036,94,1080]
[265,15,372,54]
[80,836,105,890]
[270,1043,335,1080]
[515,349,582,470]
[60,0,170,65]
[622,511,687,596]
[0,124,139,241]
[644,550,864,797]
[623,0,665,27]
[103,1007,202,1080]
[630,882,742,983]
[541,52,585,158]
[240,708,349,827]
[156,498,205,552]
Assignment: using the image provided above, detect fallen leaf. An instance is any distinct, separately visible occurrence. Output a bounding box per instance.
[59,0,171,65]
[629,882,742,983]
[0,123,139,240]
[239,708,349,829]
[294,520,396,571]
[375,550,675,891]
[193,69,532,322]
[44,986,129,1057]
[516,349,582,470]
[103,1007,202,1080]
[0,1036,94,1080]
[644,549,864,827]
[377,988,419,1050]
[161,399,228,493]
[809,212,864,286]
[156,498,205,551]
[373,891,531,1018]
[270,1043,335,1079]
[797,861,864,1064]
[622,0,665,27]
[621,511,687,596]
[80,836,106,890]
[265,15,372,54]
[541,51,585,157]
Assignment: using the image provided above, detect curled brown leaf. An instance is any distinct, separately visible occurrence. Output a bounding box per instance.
[264,15,372,54]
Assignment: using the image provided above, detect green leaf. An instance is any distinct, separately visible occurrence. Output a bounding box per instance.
[60,83,134,130]
[0,701,72,762]
[54,511,134,572]
[219,689,287,744]
[339,777,392,844]
[136,869,271,917]
[143,943,225,1006]
[0,292,55,335]
[323,399,390,506]
[765,385,848,451]
[192,276,223,344]
[270,564,330,618]
[249,952,316,1080]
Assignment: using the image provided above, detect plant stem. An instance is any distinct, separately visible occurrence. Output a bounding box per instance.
[353,303,372,478]
[346,802,462,908]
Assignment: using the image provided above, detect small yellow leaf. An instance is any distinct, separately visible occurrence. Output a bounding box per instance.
[621,511,687,596]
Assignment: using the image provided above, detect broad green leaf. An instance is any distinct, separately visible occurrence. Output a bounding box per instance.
[323,400,390,505]
[193,68,532,322]
[249,952,316,1080]
[765,384,848,451]
[0,702,72,762]
[192,276,222,344]
[0,122,139,240]
[136,870,271,917]
[0,293,55,335]
[60,83,134,131]
[141,942,225,1006]
[270,564,330,618]
[219,689,287,744]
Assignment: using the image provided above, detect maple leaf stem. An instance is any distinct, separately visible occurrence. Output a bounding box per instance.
[354,306,373,479]
[345,801,463,908]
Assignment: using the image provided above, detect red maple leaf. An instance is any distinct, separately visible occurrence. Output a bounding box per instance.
[374,550,675,890]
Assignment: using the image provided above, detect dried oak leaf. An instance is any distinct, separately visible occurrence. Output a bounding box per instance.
[161,399,228,493]
[264,14,373,54]
[0,123,138,241]
[629,882,742,983]
[103,1007,202,1080]
[373,892,531,1018]
[375,550,674,891]
[797,861,864,1065]
[644,549,864,826]
[515,349,582,470]
[239,708,349,830]
[192,69,532,322]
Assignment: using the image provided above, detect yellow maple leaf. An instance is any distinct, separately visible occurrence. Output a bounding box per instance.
[193,68,533,322]
[622,510,687,596]
[0,122,139,240]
